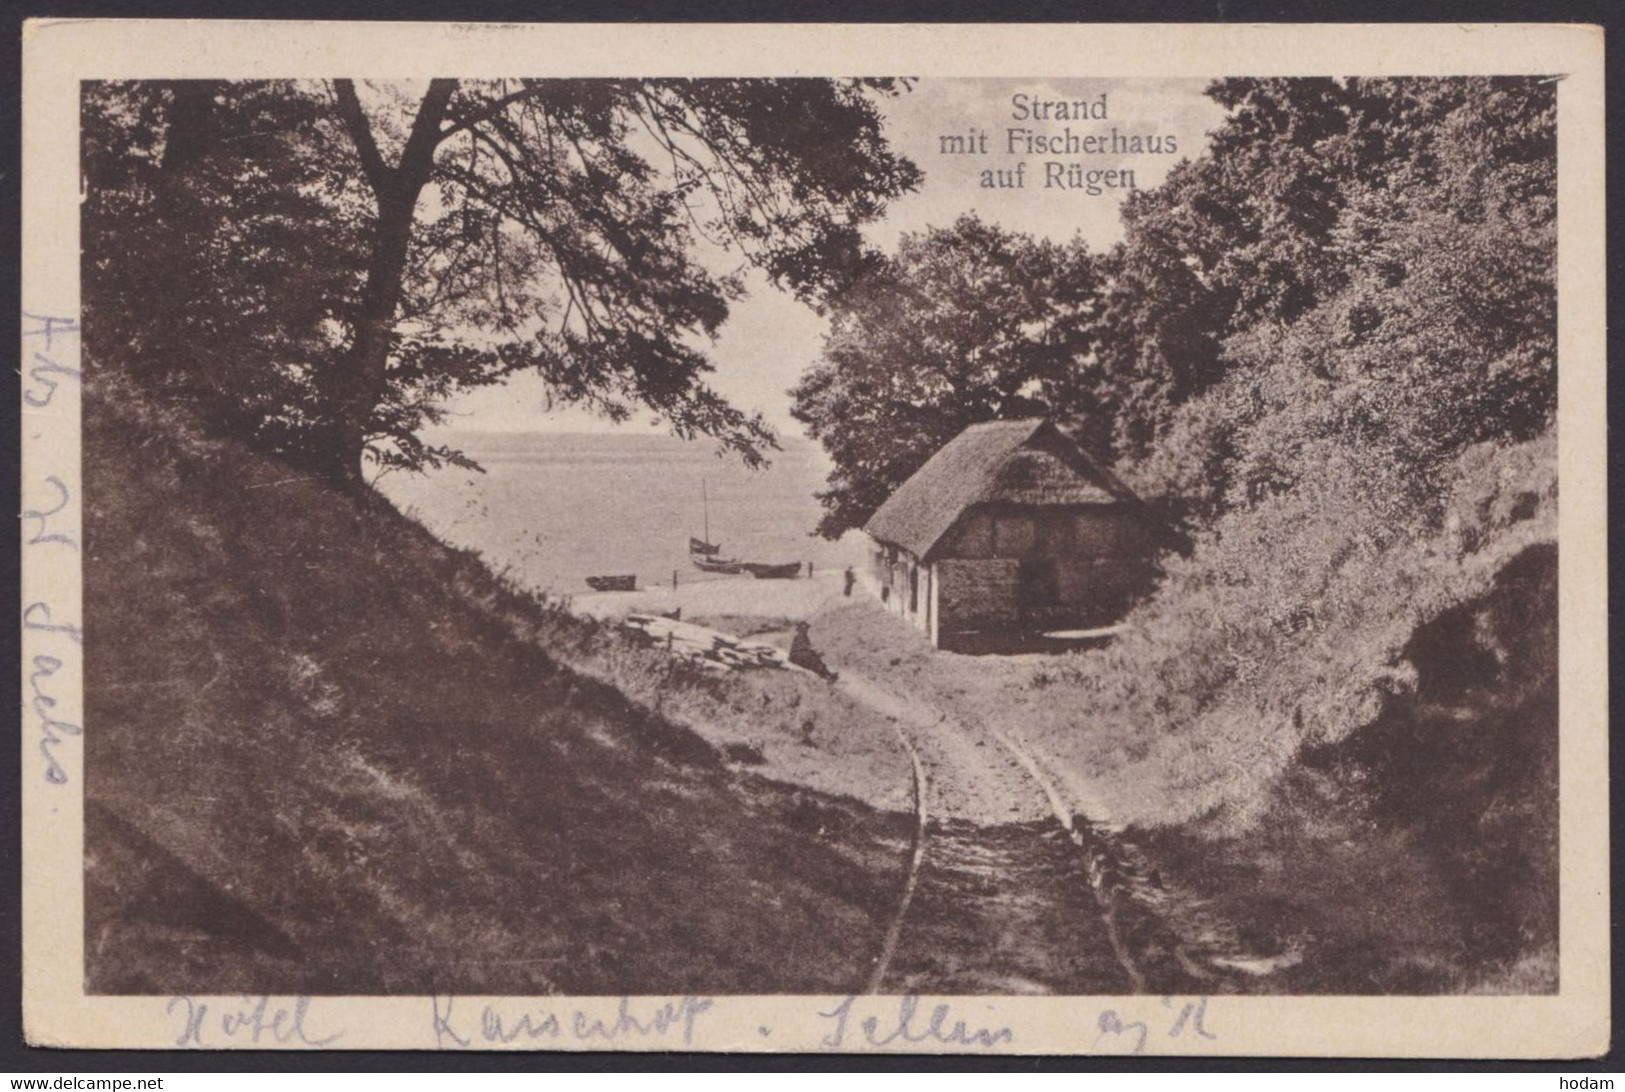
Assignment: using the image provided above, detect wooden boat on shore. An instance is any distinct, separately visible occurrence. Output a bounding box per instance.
[585,574,637,592]
[692,555,746,575]
[687,482,797,578]
[744,561,802,580]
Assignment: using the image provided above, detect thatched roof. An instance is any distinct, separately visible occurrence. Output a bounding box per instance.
[865,418,1140,560]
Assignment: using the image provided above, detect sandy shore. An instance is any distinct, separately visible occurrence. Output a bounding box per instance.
[573,566,856,624]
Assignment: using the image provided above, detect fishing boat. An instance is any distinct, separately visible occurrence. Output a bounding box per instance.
[688,480,723,557]
[744,561,802,580]
[585,574,637,592]
[692,555,746,575]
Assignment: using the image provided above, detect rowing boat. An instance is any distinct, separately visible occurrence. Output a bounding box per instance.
[692,555,746,575]
[744,561,801,580]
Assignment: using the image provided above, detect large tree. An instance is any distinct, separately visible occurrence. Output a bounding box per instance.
[83,78,921,489]
[790,215,1101,537]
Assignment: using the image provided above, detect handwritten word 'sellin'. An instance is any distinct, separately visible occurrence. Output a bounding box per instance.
[168,995,343,1048]
[817,994,1013,1051]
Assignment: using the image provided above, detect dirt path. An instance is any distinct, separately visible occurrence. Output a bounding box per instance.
[835,672,1052,827]
[832,664,1154,994]
[573,590,1239,993]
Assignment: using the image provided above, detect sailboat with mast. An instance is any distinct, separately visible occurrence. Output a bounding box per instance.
[690,480,744,573]
[689,479,722,557]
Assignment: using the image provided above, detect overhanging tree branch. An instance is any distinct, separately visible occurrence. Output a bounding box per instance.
[100,77,921,490]
[331,79,389,196]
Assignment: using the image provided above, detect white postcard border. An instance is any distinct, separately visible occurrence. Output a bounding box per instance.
[21,20,1608,1056]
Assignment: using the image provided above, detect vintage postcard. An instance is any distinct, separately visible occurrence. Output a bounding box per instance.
[21,21,1607,1055]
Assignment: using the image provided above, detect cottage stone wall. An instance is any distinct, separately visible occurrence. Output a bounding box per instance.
[935,558,1023,632]
[934,503,1154,639]
[1052,557,1152,623]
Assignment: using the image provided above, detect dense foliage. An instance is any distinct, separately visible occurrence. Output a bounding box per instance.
[798,77,1555,537]
[82,83,370,462]
[1088,77,1557,801]
[797,77,1557,835]
[83,79,921,488]
[1111,77,1556,520]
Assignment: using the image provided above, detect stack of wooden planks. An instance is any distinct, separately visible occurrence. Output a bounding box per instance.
[622,613,797,673]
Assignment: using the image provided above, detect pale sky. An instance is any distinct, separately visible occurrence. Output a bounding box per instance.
[433,78,1226,441]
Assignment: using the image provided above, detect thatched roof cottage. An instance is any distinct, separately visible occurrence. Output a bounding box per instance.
[861,418,1157,653]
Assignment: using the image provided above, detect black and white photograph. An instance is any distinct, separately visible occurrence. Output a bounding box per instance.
[21,21,1607,1055]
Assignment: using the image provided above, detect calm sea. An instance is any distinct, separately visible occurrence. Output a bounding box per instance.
[381,430,857,596]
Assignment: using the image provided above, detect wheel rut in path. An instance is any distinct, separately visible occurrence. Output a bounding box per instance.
[836,669,1167,994]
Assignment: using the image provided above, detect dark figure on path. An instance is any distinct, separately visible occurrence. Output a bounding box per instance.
[843,567,856,597]
[789,621,837,682]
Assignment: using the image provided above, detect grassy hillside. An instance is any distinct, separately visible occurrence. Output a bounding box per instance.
[1128,538,1559,994]
[84,371,912,995]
